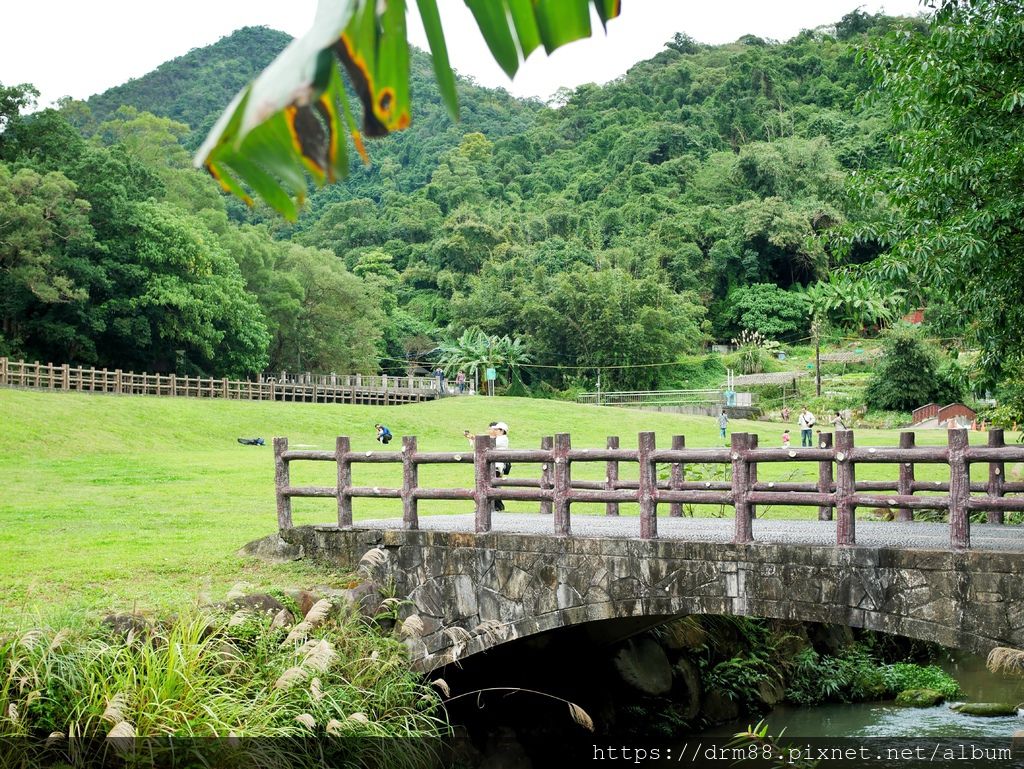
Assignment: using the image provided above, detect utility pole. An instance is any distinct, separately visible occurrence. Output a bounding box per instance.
[487,339,493,397]
[813,319,821,397]
[596,368,602,406]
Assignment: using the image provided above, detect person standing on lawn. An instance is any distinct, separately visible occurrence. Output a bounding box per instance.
[465,422,511,511]
[798,406,816,447]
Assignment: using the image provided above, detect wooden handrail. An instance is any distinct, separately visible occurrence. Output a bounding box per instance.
[274,428,1022,551]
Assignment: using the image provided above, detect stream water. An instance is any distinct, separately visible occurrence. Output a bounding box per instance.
[443,624,1024,767]
[742,657,1022,737]
[698,656,1024,768]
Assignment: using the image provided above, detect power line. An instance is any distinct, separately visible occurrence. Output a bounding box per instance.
[379,354,687,371]
[380,333,964,374]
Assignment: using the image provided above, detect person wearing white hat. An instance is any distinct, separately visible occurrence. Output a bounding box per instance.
[464,422,511,511]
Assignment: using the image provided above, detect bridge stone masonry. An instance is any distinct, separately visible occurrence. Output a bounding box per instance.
[254,428,1024,670]
[270,524,1024,671]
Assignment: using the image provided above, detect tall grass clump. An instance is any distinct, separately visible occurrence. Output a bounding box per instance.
[785,650,960,705]
[987,647,1024,678]
[0,601,449,768]
[785,647,890,705]
[883,663,961,699]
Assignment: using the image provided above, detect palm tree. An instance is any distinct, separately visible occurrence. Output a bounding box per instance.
[436,328,490,393]
[805,276,906,397]
[805,277,905,332]
[491,335,533,390]
[436,329,532,395]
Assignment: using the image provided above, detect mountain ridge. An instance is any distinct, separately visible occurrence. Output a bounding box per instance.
[86,26,293,137]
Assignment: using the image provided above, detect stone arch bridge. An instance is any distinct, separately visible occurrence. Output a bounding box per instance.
[271,524,1024,672]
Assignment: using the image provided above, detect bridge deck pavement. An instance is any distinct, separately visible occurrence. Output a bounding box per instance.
[341,514,1024,552]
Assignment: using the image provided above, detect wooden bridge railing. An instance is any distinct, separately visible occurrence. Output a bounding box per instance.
[272,370,438,391]
[0,357,436,405]
[274,428,1024,550]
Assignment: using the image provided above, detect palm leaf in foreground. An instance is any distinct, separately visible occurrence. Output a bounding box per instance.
[194,0,622,219]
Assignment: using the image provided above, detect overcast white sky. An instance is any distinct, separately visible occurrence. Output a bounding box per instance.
[3,0,926,109]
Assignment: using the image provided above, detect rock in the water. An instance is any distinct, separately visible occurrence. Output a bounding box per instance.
[613,637,673,697]
[702,690,739,724]
[951,702,1019,717]
[895,688,945,707]
[756,678,786,707]
[671,658,702,720]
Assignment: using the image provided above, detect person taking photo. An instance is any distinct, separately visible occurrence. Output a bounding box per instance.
[464,422,511,511]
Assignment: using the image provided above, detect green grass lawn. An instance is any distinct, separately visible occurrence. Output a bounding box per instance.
[0,388,1015,615]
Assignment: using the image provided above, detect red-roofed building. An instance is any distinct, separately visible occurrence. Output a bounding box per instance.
[903,307,925,325]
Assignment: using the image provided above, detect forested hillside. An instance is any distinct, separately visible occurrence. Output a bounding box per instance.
[1,11,928,391]
[84,27,293,138]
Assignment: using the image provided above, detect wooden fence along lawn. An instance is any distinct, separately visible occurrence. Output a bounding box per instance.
[277,428,1024,550]
[0,357,438,405]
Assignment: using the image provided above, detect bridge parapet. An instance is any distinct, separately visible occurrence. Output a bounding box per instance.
[274,525,1024,671]
[275,429,1024,550]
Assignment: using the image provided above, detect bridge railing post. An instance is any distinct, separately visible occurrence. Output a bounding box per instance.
[402,436,419,530]
[540,436,553,515]
[638,432,657,539]
[474,435,494,533]
[274,437,293,530]
[748,433,758,520]
[669,435,685,517]
[948,428,970,549]
[731,433,753,543]
[987,428,1005,525]
[897,431,915,521]
[836,430,855,546]
[817,432,834,520]
[553,433,572,536]
[605,436,620,516]
[336,437,352,528]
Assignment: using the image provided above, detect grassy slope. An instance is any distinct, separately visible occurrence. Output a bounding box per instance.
[0,389,1011,614]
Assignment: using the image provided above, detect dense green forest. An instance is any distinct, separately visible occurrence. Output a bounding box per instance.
[4,8,1012,398]
[84,27,293,142]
